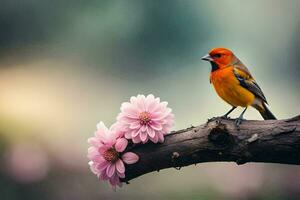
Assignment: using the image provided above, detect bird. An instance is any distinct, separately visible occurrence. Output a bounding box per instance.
[201,47,276,125]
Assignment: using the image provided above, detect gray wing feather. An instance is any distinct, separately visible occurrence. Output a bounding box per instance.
[233,61,268,104]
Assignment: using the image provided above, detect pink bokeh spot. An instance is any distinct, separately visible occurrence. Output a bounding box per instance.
[87,122,139,189]
[117,94,174,144]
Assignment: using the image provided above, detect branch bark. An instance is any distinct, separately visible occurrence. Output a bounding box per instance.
[122,115,300,182]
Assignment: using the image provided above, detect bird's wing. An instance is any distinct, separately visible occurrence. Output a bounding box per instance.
[233,61,268,103]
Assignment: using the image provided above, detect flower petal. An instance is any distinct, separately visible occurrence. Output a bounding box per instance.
[97,160,110,171]
[141,125,147,132]
[122,152,139,164]
[151,134,159,143]
[132,135,141,143]
[145,94,155,111]
[87,137,99,146]
[124,131,132,139]
[148,128,155,138]
[132,129,140,138]
[115,138,128,152]
[136,94,146,111]
[115,159,125,174]
[110,122,125,138]
[108,174,119,189]
[150,122,162,131]
[98,145,110,155]
[129,121,141,129]
[130,96,137,104]
[100,171,109,180]
[120,102,139,118]
[96,121,109,132]
[156,108,172,121]
[106,163,116,177]
[87,147,98,160]
[89,161,99,174]
[117,172,125,178]
[140,131,148,143]
[158,132,165,143]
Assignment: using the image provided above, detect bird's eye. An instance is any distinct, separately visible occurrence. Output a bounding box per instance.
[214,53,222,58]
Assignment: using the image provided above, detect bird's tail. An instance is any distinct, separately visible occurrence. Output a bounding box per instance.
[258,103,277,120]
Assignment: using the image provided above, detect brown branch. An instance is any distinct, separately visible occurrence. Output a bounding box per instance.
[122,115,300,182]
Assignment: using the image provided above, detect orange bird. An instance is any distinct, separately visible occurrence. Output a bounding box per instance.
[201,47,276,125]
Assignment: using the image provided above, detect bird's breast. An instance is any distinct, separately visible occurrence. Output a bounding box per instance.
[210,67,255,107]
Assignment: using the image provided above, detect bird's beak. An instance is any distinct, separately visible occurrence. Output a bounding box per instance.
[201,54,213,61]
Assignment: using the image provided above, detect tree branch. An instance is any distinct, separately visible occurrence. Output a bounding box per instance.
[122,115,300,182]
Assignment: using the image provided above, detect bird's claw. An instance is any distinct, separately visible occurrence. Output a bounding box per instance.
[235,118,245,126]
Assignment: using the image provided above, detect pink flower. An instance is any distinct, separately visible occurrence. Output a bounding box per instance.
[87,122,139,189]
[117,94,174,144]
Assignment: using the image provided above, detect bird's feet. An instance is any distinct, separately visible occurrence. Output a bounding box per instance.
[234,117,245,127]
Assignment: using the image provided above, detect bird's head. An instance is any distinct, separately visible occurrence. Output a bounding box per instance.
[201,47,238,71]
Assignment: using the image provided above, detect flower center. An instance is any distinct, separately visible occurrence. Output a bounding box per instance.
[139,111,151,125]
[103,148,119,162]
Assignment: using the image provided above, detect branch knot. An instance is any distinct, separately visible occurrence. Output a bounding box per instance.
[208,123,234,148]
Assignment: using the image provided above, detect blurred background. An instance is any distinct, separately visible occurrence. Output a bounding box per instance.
[0,0,300,199]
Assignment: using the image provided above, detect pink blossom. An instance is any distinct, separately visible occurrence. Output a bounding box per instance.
[117,94,174,144]
[87,122,139,189]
